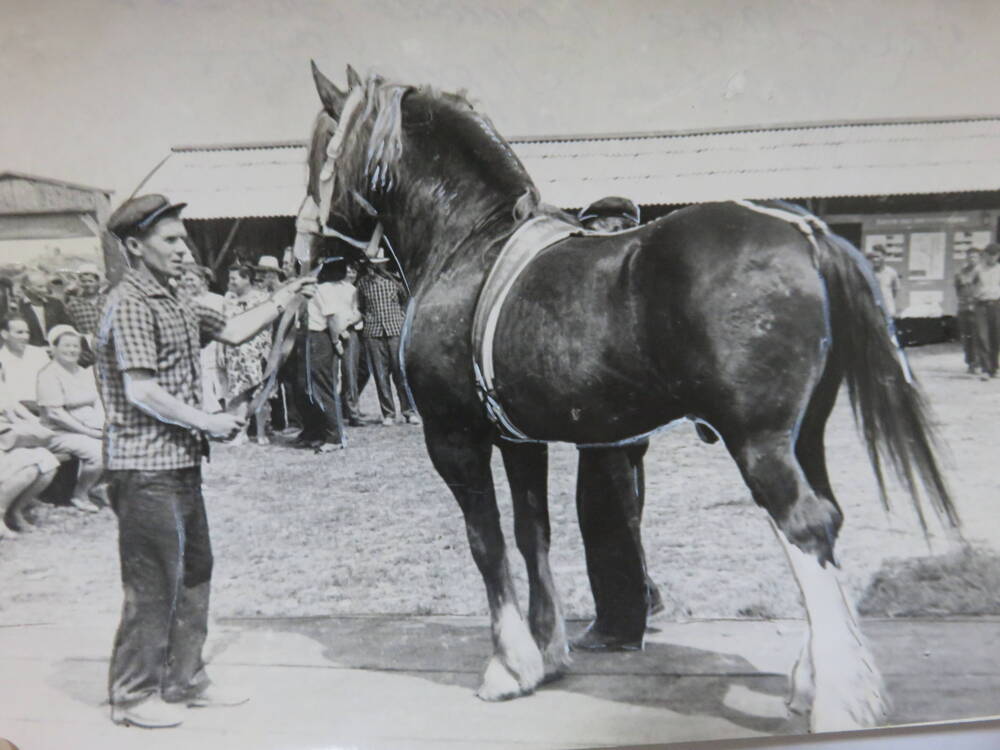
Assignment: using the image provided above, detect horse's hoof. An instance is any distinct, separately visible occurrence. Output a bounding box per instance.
[810,690,889,733]
[541,645,571,685]
[476,656,532,702]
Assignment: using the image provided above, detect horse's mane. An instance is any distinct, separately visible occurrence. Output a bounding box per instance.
[307,75,549,237]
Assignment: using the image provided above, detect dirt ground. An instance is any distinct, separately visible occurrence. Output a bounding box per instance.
[2,342,998,626]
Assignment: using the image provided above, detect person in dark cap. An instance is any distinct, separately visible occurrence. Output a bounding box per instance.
[97,194,317,729]
[578,196,641,233]
[572,195,664,652]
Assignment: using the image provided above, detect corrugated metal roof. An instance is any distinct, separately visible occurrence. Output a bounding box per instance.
[138,145,310,220]
[138,116,1000,220]
[0,172,112,215]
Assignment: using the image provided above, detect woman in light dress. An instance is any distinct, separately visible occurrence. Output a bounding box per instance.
[221,265,272,444]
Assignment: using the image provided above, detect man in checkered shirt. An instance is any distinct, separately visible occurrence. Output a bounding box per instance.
[97,194,317,729]
[356,259,420,425]
[65,263,106,337]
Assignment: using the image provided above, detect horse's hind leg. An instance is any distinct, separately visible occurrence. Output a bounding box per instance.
[731,430,887,732]
[500,442,570,681]
[423,423,544,701]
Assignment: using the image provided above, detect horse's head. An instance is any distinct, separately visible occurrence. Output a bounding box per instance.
[306,62,408,252]
[304,63,540,278]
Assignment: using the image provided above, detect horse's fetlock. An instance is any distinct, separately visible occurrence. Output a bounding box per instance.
[777,495,842,566]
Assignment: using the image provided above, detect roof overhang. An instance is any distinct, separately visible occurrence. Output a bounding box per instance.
[137,115,1000,220]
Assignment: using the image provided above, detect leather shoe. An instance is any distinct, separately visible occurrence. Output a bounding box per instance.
[182,688,250,709]
[70,495,101,513]
[570,622,643,652]
[647,582,666,617]
[111,697,184,728]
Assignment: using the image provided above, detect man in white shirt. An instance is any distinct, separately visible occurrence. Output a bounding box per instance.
[974,243,1000,378]
[291,257,361,452]
[867,246,901,319]
[0,315,51,409]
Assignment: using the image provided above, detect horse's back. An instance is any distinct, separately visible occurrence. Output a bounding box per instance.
[492,202,831,442]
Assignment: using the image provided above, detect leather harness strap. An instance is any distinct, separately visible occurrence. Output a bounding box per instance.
[470,214,580,442]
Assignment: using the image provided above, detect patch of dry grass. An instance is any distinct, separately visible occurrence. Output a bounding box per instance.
[859,547,1000,617]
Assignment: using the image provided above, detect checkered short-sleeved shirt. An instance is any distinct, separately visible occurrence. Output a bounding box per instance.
[66,293,106,336]
[96,269,226,470]
[357,273,407,337]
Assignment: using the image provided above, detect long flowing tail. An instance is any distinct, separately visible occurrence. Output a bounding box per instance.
[813,228,958,531]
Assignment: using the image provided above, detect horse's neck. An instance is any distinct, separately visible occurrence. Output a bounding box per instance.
[381,171,526,292]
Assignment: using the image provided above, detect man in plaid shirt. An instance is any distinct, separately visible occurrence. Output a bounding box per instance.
[97,195,315,729]
[65,262,106,340]
[356,260,420,425]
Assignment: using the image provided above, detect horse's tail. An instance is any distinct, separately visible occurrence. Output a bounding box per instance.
[812,227,959,531]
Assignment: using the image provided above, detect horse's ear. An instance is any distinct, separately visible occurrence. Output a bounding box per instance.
[346,64,362,91]
[311,60,346,117]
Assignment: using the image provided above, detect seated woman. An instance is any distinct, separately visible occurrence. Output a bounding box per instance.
[0,368,59,538]
[35,325,105,514]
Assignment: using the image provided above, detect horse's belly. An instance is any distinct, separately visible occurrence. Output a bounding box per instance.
[490,332,679,444]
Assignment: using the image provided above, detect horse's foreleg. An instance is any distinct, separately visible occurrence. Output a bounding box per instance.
[733,434,888,732]
[500,442,569,682]
[424,425,544,701]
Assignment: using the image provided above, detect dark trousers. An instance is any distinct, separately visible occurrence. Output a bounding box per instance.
[108,468,212,706]
[575,443,651,642]
[975,301,1000,375]
[293,330,344,445]
[958,308,980,369]
[342,331,371,422]
[364,334,415,419]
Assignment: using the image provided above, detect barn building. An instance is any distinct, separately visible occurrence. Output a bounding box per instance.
[135,115,1000,321]
[0,172,112,273]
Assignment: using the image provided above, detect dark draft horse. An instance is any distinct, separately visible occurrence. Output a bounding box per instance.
[303,64,957,732]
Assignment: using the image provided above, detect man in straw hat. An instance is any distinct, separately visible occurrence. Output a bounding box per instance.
[254,255,285,293]
[97,194,316,728]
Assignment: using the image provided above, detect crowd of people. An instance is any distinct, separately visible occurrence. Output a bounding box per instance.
[1,262,110,539]
[0,232,420,542]
[955,242,1000,379]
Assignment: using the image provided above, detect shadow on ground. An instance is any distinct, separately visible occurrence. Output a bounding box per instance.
[227,616,802,736]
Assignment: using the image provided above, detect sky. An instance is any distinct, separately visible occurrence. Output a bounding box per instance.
[4,0,1000,200]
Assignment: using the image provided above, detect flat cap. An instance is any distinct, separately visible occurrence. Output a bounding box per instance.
[578,196,640,225]
[108,194,187,239]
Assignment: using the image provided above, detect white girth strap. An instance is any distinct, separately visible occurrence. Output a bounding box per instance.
[471,214,580,441]
[732,199,827,259]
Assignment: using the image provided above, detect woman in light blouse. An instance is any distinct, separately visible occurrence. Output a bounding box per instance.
[35,325,105,513]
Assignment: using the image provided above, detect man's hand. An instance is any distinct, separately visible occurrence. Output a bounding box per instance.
[273,277,317,309]
[201,413,246,441]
